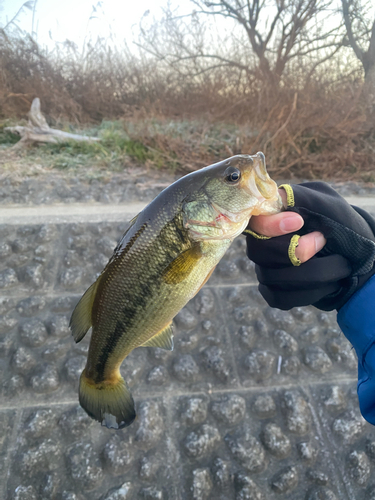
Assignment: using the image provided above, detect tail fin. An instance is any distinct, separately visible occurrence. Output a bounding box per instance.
[79,369,136,429]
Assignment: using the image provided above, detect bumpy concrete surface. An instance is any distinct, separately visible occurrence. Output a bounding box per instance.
[1,181,375,500]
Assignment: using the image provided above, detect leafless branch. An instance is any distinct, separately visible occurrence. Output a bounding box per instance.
[341,0,365,62]
[340,0,375,87]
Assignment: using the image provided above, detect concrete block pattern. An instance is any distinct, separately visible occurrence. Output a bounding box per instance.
[1,187,375,500]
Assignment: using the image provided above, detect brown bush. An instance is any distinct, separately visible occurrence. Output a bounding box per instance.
[0,30,374,181]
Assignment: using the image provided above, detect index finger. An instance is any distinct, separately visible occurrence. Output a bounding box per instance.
[249,211,304,237]
[249,188,304,237]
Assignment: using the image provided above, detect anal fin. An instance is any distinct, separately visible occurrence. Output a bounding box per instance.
[141,322,174,351]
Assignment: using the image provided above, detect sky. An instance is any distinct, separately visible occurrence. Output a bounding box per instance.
[0,0,186,49]
[1,0,373,62]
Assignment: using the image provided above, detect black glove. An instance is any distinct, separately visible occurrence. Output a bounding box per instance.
[245,182,375,311]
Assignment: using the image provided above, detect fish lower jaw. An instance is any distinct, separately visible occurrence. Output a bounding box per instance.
[256,192,283,215]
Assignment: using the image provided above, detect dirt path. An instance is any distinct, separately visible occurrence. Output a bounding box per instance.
[1,195,374,225]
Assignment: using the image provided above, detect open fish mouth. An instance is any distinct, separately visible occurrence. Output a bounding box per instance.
[249,152,275,199]
[254,152,268,181]
[208,151,282,223]
[246,152,283,213]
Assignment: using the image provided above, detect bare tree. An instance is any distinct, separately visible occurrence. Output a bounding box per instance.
[341,0,375,89]
[139,1,342,90]
[192,0,342,86]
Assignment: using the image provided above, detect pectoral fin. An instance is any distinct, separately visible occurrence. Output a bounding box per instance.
[198,266,216,291]
[141,322,174,350]
[162,244,202,285]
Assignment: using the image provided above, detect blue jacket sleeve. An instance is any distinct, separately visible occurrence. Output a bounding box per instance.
[337,274,375,425]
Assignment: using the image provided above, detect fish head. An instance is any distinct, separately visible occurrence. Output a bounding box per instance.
[183,152,283,240]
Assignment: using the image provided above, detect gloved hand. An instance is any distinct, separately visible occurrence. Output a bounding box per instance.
[245,182,375,311]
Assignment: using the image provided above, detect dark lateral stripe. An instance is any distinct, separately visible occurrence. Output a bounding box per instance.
[94,280,155,382]
[93,223,148,382]
[93,216,187,383]
[174,217,188,244]
[95,318,128,382]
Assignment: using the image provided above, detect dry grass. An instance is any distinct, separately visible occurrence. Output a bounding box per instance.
[0,31,374,182]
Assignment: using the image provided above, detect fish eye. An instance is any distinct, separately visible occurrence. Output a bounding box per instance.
[224,166,241,184]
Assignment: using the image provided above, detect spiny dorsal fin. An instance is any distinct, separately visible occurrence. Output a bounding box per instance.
[111,213,139,254]
[141,322,174,351]
[128,213,139,225]
[70,280,100,343]
[162,244,202,285]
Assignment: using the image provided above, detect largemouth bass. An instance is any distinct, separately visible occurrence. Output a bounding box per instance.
[70,152,282,429]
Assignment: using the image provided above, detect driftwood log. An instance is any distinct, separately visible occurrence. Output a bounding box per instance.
[5,98,100,147]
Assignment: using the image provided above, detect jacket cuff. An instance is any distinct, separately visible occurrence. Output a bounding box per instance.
[337,275,375,362]
[357,343,375,425]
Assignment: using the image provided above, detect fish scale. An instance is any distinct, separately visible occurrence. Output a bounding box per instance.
[69,153,282,429]
[90,234,226,372]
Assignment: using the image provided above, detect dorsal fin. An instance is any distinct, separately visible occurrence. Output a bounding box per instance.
[162,244,202,285]
[141,322,174,351]
[70,280,100,343]
[111,213,138,253]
